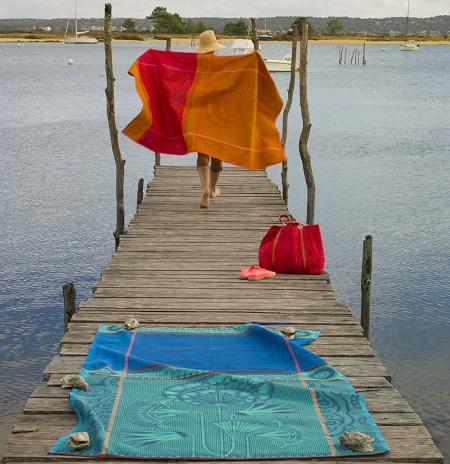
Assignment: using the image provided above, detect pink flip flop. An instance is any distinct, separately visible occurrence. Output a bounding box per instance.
[239,265,276,280]
[248,268,276,280]
[239,265,263,279]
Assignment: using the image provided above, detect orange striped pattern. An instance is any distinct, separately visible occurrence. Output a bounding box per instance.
[123,49,286,169]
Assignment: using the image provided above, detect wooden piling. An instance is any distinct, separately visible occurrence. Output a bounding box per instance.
[104,3,125,251]
[280,25,298,205]
[136,178,144,211]
[298,18,316,224]
[361,235,373,339]
[62,282,76,333]
[251,18,260,52]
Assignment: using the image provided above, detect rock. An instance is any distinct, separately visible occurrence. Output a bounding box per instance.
[124,317,139,330]
[68,431,90,449]
[61,374,89,391]
[339,431,375,452]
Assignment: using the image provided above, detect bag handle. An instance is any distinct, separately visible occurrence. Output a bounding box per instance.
[279,214,296,225]
[279,214,306,227]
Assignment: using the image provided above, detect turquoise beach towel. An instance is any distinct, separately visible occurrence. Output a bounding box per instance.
[49,323,389,459]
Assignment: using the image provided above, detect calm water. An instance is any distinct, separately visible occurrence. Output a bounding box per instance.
[0,40,449,460]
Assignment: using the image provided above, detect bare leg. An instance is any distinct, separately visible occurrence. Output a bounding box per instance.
[198,166,210,208]
[209,170,221,198]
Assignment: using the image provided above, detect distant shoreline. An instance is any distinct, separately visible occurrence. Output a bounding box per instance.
[1,34,449,45]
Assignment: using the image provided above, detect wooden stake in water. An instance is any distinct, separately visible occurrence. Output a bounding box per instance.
[361,235,373,339]
[137,178,144,212]
[298,18,316,224]
[104,3,125,251]
[62,282,76,333]
[281,24,298,205]
[251,18,260,52]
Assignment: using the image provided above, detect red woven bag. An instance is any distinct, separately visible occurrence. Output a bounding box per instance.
[258,214,325,274]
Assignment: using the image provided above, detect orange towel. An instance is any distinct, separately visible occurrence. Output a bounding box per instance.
[123,49,286,169]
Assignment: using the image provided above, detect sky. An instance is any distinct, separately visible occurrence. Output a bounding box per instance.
[1,0,449,20]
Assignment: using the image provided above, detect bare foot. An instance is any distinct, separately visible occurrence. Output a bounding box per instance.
[210,186,221,198]
[200,189,210,208]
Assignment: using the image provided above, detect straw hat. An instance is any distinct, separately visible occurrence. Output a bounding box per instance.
[194,30,226,54]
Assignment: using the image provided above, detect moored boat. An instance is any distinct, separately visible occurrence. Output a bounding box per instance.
[400,40,420,51]
[231,39,296,72]
[400,0,419,51]
[64,0,98,44]
[264,54,296,72]
[231,39,254,55]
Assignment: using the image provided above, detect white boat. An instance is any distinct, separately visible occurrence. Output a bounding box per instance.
[400,0,419,51]
[400,40,420,51]
[264,54,296,72]
[64,33,98,45]
[231,39,254,55]
[230,39,296,73]
[64,0,98,44]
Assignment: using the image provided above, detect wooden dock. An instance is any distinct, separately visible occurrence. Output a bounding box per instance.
[2,166,443,463]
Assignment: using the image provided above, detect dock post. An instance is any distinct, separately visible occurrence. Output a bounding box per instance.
[104,3,125,251]
[361,235,373,339]
[137,178,144,211]
[62,282,76,333]
[251,18,260,52]
[298,17,316,224]
[280,25,298,205]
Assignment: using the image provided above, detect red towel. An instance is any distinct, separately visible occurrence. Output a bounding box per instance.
[123,49,286,169]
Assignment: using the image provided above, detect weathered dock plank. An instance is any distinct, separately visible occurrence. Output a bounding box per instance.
[2,166,443,463]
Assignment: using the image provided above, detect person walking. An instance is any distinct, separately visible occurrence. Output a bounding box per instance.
[194,30,226,208]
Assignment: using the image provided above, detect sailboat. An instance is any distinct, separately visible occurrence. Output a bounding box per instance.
[258,19,273,41]
[400,0,419,51]
[64,0,98,44]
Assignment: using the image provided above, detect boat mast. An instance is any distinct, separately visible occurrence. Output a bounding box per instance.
[75,0,78,38]
[405,0,410,38]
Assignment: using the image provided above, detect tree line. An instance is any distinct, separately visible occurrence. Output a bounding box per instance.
[1,13,449,36]
[129,7,250,35]
[123,7,340,36]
